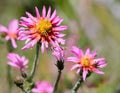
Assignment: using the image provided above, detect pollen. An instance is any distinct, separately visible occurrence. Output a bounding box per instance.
[81,56,91,67]
[36,19,52,36]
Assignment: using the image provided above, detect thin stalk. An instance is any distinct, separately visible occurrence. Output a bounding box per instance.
[29,43,40,81]
[19,86,27,93]
[7,40,14,93]
[53,70,62,93]
[71,77,83,93]
[7,65,12,93]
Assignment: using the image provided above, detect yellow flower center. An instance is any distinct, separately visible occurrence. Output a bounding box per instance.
[81,56,91,67]
[36,19,52,36]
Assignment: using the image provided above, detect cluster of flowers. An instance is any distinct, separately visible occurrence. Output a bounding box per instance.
[0,6,107,93]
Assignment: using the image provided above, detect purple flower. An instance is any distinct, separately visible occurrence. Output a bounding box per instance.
[18,6,67,52]
[0,19,19,48]
[7,53,29,69]
[32,81,53,93]
[67,46,107,81]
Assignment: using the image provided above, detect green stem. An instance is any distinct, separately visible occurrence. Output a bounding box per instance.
[53,70,62,93]
[7,65,13,93]
[29,43,40,81]
[71,77,83,93]
[6,40,15,93]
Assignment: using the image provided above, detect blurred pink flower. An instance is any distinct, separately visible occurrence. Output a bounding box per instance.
[32,81,53,93]
[67,46,107,81]
[0,19,19,48]
[18,6,67,52]
[7,53,29,69]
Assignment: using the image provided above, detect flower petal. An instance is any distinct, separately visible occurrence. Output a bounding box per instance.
[42,6,46,18]
[67,57,79,63]
[35,7,40,18]
[47,6,51,18]
[71,64,81,71]
[0,25,8,32]
[11,38,17,48]
[83,69,88,81]
[71,46,83,57]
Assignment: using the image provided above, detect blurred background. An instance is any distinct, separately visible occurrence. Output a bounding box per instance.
[0,0,120,93]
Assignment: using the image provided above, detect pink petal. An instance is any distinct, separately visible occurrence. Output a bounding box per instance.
[42,6,46,18]
[0,25,8,32]
[26,12,35,21]
[76,69,81,74]
[50,10,56,21]
[85,48,90,56]
[7,62,18,68]
[52,17,61,24]
[91,51,97,58]
[72,46,83,57]
[93,68,104,74]
[11,38,17,48]
[5,36,10,40]
[71,64,81,71]
[8,19,18,32]
[94,58,105,63]
[35,7,40,18]
[83,69,88,81]
[56,19,63,26]
[53,26,67,31]
[47,6,51,18]
[67,57,79,63]
[41,42,44,53]
[98,62,107,68]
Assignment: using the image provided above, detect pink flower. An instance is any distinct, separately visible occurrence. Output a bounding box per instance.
[32,81,53,93]
[67,46,107,81]
[18,6,67,52]
[7,53,29,69]
[0,19,19,48]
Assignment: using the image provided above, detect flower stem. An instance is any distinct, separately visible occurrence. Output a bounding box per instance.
[29,43,40,81]
[7,40,15,93]
[71,77,83,93]
[53,70,62,93]
[7,65,13,93]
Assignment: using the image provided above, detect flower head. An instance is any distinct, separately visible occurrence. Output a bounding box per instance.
[52,46,64,61]
[0,19,19,48]
[7,53,29,69]
[67,46,107,81]
[32,81,53,93]
[18,6,67,52]
[52,46,64,70]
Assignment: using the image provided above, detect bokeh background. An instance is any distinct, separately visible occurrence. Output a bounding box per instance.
[0,0,120,93]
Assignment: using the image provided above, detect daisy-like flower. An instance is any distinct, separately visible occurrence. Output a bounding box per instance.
[7,53,29,69]
[18,6,67,52]
[32,81,53,93]
[0,19,19,48]
[67,46,107,81]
